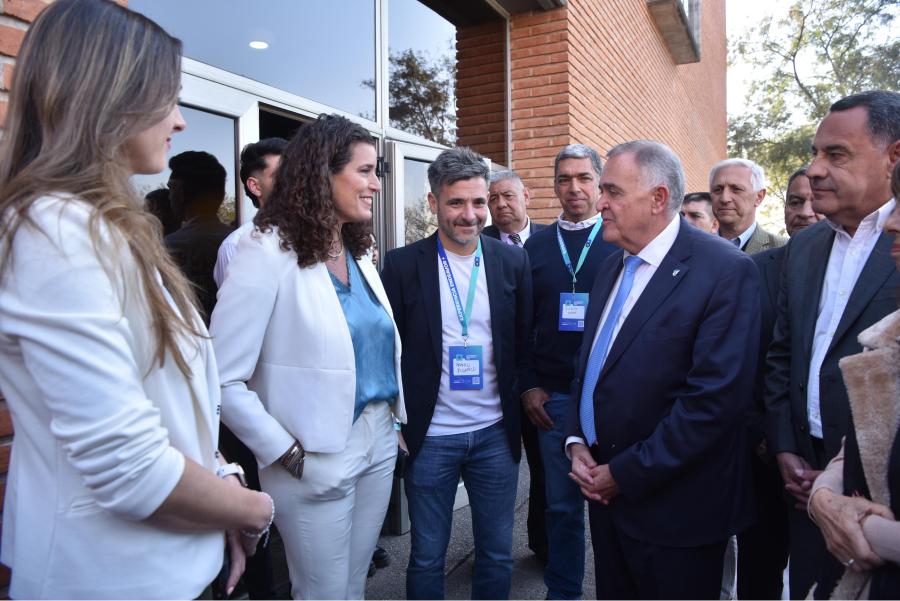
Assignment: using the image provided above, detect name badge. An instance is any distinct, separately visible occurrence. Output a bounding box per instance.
[449,345,483,390]
[559,292,589,331]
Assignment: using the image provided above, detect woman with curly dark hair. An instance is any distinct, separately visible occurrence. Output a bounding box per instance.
[210,113,407,599]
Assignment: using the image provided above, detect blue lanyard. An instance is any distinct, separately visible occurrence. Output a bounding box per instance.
[557,220,602,291]
[437,237,482,344]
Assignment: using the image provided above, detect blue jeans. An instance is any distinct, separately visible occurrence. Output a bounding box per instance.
[537,392,585,599]
[405,420,519,600]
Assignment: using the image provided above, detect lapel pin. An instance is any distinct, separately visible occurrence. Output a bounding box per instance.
[672,269,680,277]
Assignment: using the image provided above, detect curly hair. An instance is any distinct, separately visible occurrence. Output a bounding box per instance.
[255,114,376,267]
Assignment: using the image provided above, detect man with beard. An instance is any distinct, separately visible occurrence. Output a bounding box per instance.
[381,147,533,600]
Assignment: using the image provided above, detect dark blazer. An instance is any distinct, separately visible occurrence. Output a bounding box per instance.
[750,245,787,447]
[482,220,547,241]
[565,218,760,547]
[381,232,533,464]
[765,219,900,466]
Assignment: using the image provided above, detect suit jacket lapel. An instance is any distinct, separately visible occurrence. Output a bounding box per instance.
[828,231,897,354]
[599,228,692,380]
[482,235,505,373]
[799,226,834,364]
[416,234,443,367]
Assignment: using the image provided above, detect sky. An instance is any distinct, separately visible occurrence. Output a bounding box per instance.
[725,0,784,118]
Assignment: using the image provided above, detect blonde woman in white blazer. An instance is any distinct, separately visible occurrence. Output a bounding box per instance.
[0,2,274,598]
[211,114,407,600]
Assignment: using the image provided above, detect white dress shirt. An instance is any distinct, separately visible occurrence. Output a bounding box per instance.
[213,221,253,287]
[566,216,681,450]
[806,199,895,438]
[499,218,532,246]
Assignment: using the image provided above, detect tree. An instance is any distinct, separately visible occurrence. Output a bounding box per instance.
[363,47,457,145]
[729,0,899,211]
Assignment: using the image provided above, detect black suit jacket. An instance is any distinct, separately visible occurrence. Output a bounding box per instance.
[765,220,900,466]
[750,245,787,448]
[565,219,759,546]
[482,220,547,241]
[381,232,533,464]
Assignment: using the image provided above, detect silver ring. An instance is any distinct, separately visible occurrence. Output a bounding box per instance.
[843,558,855,567]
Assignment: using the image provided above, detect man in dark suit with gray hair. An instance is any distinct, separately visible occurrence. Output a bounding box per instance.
[567,139,759,599]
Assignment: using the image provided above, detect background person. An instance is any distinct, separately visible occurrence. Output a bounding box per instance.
[210,114,406,600]
[519,144,617,600]
[710,158,787,253]
[741,166,825,600]
[213,137,287,288]
[783,167,825,236]
[680,192,718,233]
[164,150,232,324]
[0,1,273,598]
[145,187,180,236]
[485,168,549,567]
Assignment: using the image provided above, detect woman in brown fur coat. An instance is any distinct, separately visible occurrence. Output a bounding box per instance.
[808,161,900,599]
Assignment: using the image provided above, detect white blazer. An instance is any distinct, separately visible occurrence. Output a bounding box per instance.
[0,197,223,599]
[210,226,407,467]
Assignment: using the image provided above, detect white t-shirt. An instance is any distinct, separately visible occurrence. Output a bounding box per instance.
[428,248,502,436]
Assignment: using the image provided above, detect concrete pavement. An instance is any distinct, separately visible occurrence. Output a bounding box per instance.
[366,459,596,600]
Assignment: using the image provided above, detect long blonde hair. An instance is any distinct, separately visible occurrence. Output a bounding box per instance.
[0,0,201,376]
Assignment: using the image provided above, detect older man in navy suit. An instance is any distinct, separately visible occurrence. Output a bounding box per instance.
[566,140,760,599]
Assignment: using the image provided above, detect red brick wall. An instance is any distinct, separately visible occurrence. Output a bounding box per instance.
[506,0,727,222]
[508,8,571,219]
[456,19,508,165]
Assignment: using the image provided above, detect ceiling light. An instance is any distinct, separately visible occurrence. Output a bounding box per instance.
[249,41,269,50]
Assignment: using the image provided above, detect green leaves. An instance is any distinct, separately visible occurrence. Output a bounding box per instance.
[729,0,898,202]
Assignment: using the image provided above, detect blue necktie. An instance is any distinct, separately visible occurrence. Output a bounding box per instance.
[579,255,644,446]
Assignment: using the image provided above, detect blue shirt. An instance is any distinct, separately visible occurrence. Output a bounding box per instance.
[329,254,399,421]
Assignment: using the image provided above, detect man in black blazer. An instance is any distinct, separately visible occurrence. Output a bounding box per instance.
[566,140,759,599]
[765,90,900,599]
[381,147,532,600]
[484,168,550,566]
[741,167,815,600]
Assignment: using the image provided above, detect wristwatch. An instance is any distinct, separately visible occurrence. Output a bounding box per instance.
[216,462,247,487]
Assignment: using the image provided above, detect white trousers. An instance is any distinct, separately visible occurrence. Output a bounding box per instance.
[260,401,397,600]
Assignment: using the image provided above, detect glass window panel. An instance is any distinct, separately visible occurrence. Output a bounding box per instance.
[130,1,376,119]
[132,105,238,227]
[403,158,437,244]
[389,0,457,144]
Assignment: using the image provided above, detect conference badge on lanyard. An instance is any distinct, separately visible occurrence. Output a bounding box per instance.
[437,236,485,390]
[557,220,601,332]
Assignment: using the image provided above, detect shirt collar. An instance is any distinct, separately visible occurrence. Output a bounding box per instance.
[557,212,600,231]
[499,218,531,244]
[625,215,680,268]
[720,221,756,249]
[826,198,896,238]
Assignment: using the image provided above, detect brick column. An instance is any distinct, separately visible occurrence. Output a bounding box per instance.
[508,7,570,221]
[455,19,508,165]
